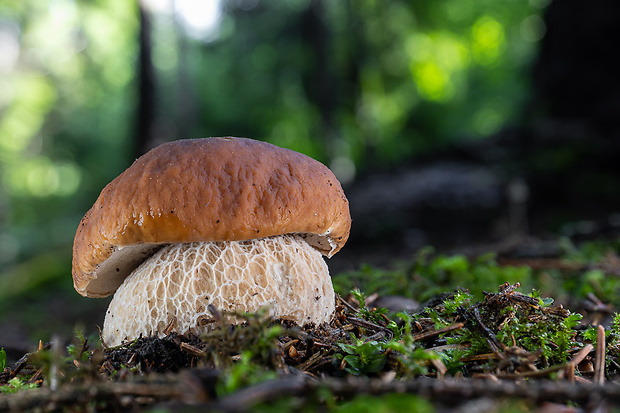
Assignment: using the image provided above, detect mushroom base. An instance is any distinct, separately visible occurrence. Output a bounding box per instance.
[102,235,335,346]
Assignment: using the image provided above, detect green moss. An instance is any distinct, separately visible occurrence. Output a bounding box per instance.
[0,377,37,394]
[334,393,435,413]
[334,248,533,302]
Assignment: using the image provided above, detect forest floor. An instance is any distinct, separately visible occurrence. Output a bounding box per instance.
[3,233,620,412]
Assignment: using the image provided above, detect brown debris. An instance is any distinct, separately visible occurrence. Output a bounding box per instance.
[0,284,614,411]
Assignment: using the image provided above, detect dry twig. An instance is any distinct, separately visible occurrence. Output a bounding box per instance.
[594,325,606,385]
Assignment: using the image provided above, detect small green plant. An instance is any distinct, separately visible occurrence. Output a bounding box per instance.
[422,308,445,330]
[216,351,278,396]
[335,333,386,375]
[492,307,582,364]
[581,325,600,343]
[351,289,400,335]
[66,329,91,364]
[202,308,285,369]
[605,313,620,363]
[0,347,6,371]
[612,313,620,333]
[0,377,37,394]
[530,289,554,307]
[442,291,472,316]
[384,312,440,376]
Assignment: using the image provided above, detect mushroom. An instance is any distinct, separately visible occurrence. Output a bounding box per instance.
[72,137,351,346]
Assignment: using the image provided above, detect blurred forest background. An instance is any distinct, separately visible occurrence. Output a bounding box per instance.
[2,0,620,352]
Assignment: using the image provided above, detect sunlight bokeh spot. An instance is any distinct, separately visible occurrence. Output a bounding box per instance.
[407,32,468,102]
[54,162,82,196]
[5,158,82,197]
[26,159,60,197]
[407,33,469,71]
[49,0,78,24]
[520,15,546,42]
[0,21,20,73]
[175,0,222,41]
[472,107,504,136]
[103,60,133,87]
[471,16,505,65]
[412,61,451,102]
[0,107,43,156]
[435,35,470,71]
[330,156,356,186]
[373,94,407,128]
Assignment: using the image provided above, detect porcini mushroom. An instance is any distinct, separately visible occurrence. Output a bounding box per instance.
[72,137,351,346]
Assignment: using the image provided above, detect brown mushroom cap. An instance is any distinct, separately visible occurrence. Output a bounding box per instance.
[72,137,351,298]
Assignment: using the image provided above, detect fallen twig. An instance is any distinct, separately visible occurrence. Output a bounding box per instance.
[0,380,184,411]
[411,322,465,343]
[595,325,606,385]
[570,344,594,367]
[196,375,620,412]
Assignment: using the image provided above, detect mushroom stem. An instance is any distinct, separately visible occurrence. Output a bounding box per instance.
[103,235,335,346]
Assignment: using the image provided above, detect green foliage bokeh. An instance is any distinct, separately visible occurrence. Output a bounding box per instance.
[0,0,545,309]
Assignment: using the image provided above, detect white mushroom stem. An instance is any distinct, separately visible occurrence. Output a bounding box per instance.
[102,235,335,346]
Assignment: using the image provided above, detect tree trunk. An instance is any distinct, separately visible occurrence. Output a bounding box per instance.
[135,2,156,157]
